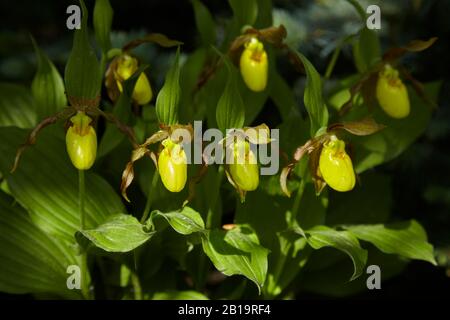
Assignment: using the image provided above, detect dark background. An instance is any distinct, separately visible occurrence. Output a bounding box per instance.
[0,0,449,299]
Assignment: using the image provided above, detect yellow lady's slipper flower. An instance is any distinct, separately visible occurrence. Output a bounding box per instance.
[158,138,187,192]
[376,64,410,119]
[239,37,268,92]
[319,135,355,192]
[115,54,153,105]
[229,139,259,191]
[66,111,97,170]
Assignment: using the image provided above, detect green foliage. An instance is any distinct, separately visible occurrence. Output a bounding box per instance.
[94,0,113,53]
[353,27,381,73]
[289,48,328,136]
[192,0,216,46]
[79,214,154,252]
[215,55,245,131]
[0,191,80,298]
[0,0,441,300]
[153,206,205,235]
[31,38,67,119]
[295,225,368,281]
[64,0,101,102]
[0,83,36,128]
[229,0,258,27]
[155,48,181,125]
[201,225,269,293]
[344,220,436,265]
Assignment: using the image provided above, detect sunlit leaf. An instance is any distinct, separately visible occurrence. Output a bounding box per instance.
[202,225,269,293]
[295,225,368,281]
[79,214,154,252]
[344,220,436,265]
[0,191,80,298]
[0,83,36,129]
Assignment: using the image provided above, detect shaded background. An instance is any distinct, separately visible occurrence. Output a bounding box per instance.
[0,0,449,299]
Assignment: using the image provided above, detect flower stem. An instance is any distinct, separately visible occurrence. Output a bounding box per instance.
[206,165,224,229]
[141,169,159,224]
[131,272,143,300]
[266,179,306,298]
[78,169,89,299]
[196,165,224,290]
[289,179,306,227]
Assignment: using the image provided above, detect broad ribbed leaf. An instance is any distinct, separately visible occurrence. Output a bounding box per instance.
[344,220,436,265]
[297,225,368,281]
[216,56,245,132]
[202,225,269,293]
[0,83,36,128]
[154,206,205,235]
[31,38,67,119]
[156,48,181,125]
[65,0,101,102]
[192,0,216,46]
[229,0,258,27]
[353,27,381,73]
[0,127,125,242]
[0,191,80,298]
[80,214,154,252]
[289,48,328,136]
[93,0,113,53]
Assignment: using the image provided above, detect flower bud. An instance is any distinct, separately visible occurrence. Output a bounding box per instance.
[239,37,268,92]
[228,140,259,191]
[158,138,187,192]
[376,65,410,119]
[114,54,153,105]
[319,136,355,192]
[66,111,97,170]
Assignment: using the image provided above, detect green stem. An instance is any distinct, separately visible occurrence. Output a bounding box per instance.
[325,44,342,80]
[131,272,143,300]
[289,179,306,227]
[196,165,224,290]
[140,169,159,224]
[266,179,306,299]
[206,165,224,229]
[78,169,89,299]
[98,52,107,91]
[346,0,367,21]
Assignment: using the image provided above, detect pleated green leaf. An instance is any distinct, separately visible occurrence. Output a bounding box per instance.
[0,191,81,298]
[215,55,245,132]
[296,225,368,281]
[0,83,36,129]
[93,0,113,53]
[31,37,67,119]
[201,225,269,293]
[79,214,154,252]
[156,48,181,125]
[288,48,328,137]
[192,0,216,46]
[64,0,101,103]
[0,127,125,242]
[154,206,205,235]
[229,0,258,27]
[344,220,436,265]
[353,27,381,73]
